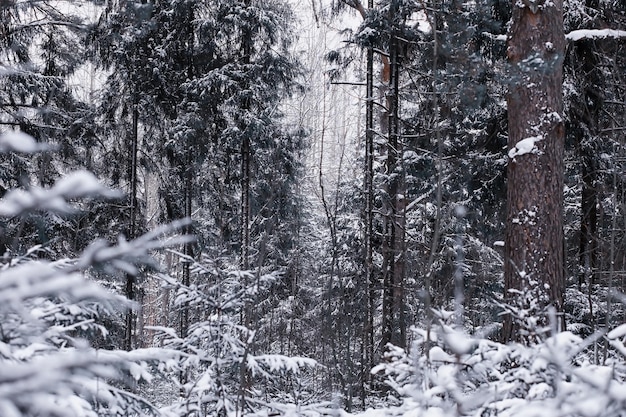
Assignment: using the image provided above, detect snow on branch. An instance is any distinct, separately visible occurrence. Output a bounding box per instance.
[566,29,626,41]
[0,171,122,216]
[483,29,626,43]
[0,131,51,153]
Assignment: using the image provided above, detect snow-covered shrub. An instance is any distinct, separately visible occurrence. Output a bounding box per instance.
[372,310,626,417]
[150,256,318,417]
[152,259,316,417]
[0,132,185,417]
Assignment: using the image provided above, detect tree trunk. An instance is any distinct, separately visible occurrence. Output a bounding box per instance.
[124,97,139,351]
[573,37,601,291]
[579,151,597,288]
[381,0,406,350]
[362,0,375,392]
[241,135,251,270]
[503,0,566,343]
[180,0,195,342]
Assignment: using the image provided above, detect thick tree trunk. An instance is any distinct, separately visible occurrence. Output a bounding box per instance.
[503,1,566,343]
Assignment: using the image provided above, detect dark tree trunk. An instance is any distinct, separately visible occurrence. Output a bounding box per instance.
[503,1,566,343]
[241,135,251,270]
[381,0,406,350]
[579,151,598,287]
[573,37,601,291]
[180,1,195,341]
[362,0,375,392]
[124,97,139,351]
[239,2,254,411]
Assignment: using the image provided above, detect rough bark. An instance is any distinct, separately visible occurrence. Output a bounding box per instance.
[381,0,406,350]
[503,1,566,343]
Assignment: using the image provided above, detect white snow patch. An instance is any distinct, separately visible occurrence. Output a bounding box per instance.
[443,329,475,355]
[508,135,542,159]
[482,32,507,41]
[608,323,626,339]
[574,396,609,417]
[53,171,119,199]
[429,346,455,362]
[567,29,626,41]
[0,171,121,216]
[0,131,50,153]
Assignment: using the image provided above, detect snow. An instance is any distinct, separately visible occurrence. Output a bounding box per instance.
[0,170,121,216]
[607,323,626,339]
[566,29,626,41]
[0,131,50,153]
[443,329,475,355]
[508,135,542,159]
[574,396,608,417]
[53,171,119,199]
[482,32,507,41]
[252,354,317,374]
[483,29,626,44]
[429,346,455,362]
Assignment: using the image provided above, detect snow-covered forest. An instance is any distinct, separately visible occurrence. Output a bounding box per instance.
[2,0,626,416]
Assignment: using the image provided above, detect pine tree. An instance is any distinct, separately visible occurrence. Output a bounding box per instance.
[503,0,566,342]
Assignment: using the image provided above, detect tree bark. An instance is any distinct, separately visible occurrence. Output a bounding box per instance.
[124,97,139,351]
[180,0,195,342]
[573,37,601,291]
[503,0,566,343]
[362,0,375,391]
[381,0,406,350]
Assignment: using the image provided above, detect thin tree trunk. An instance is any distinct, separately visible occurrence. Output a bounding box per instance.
[241,135,251,270]
[239,3,254,410]
[124,97,139,352]
[180,0,195,342]
[363,0,375,394]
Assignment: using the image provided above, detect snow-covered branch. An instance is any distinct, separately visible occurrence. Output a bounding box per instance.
[566,29,626,41]
[483,29,626,43]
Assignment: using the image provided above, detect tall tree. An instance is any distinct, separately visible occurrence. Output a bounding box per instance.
[503,0,566,342]
[0,0,102,257]
[380,0,406,350]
